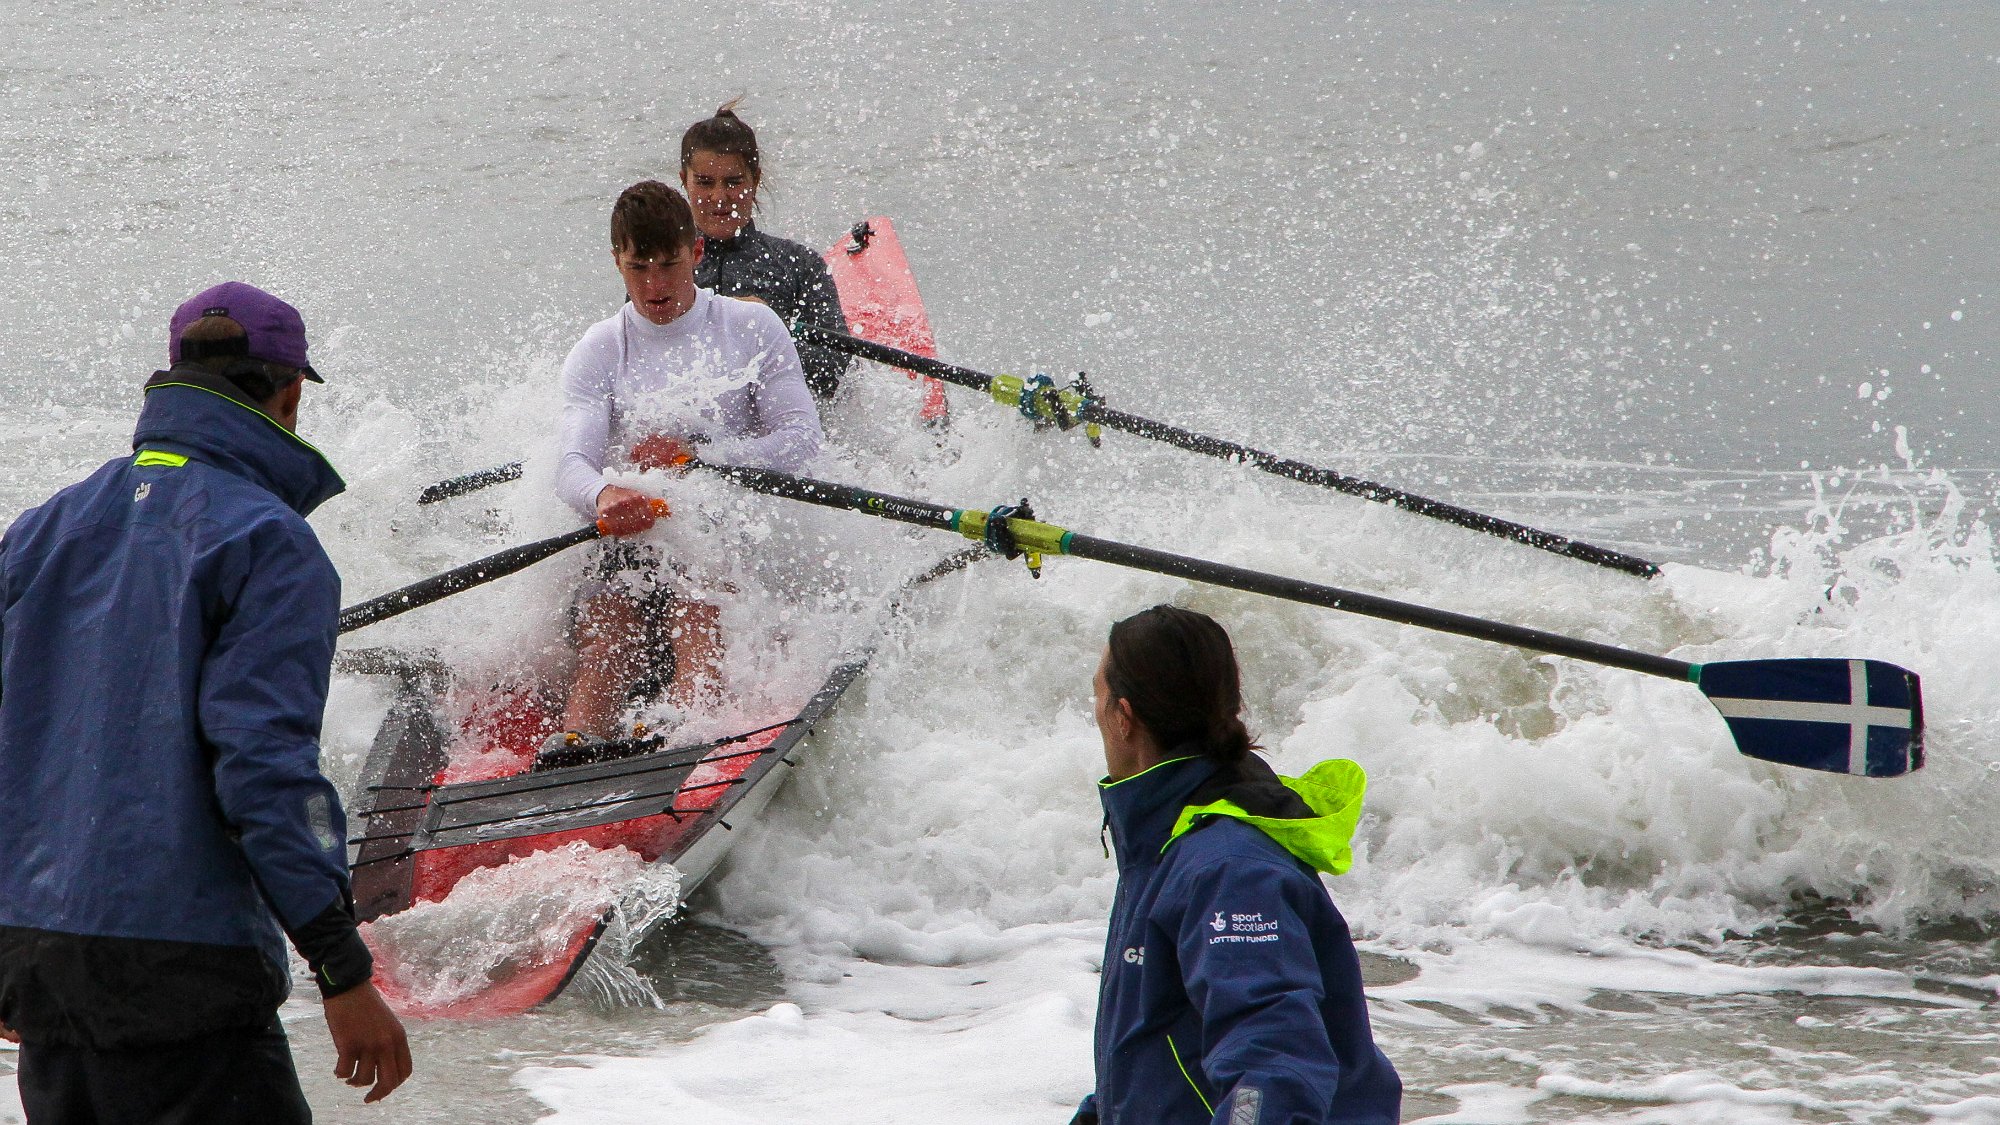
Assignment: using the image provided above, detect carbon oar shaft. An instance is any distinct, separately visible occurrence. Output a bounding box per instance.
[703,462,960,532]
[699,463,1690,681]
[345,497,673,633]
[792,324,1000,393]
[337,525,600,634]
[1080,404,1652,576]
[1063,533,1688,680]
[418,460,525,504]
[792,323,1661,579]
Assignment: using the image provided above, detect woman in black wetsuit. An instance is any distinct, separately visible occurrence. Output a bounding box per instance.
[681,100,851,401]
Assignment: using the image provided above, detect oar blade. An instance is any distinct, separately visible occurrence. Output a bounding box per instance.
[1696,658,1923,778]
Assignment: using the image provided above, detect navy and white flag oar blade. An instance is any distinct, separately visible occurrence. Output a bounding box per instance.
[1694,658,1924,778]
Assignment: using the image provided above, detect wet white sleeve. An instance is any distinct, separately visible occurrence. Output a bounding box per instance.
[703,307,824,472]
[555,326,617,520]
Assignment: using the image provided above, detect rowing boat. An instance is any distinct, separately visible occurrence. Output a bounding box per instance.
[342,548,980,1018]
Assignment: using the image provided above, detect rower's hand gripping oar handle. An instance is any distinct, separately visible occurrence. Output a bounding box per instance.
[340,498,670,633]
[595,497,672,537]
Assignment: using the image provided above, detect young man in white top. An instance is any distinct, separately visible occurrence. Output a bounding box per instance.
[544,180,824,763]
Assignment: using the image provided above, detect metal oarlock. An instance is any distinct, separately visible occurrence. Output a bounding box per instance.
[1002,372,1101,445]
[1067,373,1104,446]
[1017,374,1060,424]
[982,499,1044,578]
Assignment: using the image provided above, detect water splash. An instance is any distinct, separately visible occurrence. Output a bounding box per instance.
[359,842,683,1012]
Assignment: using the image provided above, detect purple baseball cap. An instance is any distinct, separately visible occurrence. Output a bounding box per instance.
[168,282,324,383]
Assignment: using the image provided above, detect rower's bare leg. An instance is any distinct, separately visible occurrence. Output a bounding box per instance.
[562,590,646,738]
[665,599,724,710]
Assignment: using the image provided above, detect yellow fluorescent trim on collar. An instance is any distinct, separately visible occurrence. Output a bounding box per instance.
[145,382,345,485]
[1098,755,1203,789]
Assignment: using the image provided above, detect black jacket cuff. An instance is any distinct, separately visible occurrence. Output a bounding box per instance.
[286,895,374,998]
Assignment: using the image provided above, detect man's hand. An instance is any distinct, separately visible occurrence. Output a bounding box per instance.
[324,981,412,1103]
[0,1017,19,1044]
[595,484,665,537]
[630,433,697,473]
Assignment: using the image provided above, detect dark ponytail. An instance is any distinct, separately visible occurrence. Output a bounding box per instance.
[680,96,762,190]
[1104,605,1256,765]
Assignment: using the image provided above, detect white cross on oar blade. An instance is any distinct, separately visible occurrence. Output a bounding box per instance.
[1705,659,1914,776]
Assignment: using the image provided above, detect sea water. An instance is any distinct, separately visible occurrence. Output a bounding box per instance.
[1,1,1996,1122]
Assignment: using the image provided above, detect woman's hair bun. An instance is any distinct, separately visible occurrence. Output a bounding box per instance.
[1209,715,1253,763]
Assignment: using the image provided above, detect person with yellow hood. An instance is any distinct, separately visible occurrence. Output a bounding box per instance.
[1077,605,1400,1125]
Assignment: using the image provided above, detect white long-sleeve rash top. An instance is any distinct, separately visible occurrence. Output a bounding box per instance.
[556,289,826,519]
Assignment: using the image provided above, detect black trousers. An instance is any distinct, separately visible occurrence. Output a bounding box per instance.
[17,1017,311,1125]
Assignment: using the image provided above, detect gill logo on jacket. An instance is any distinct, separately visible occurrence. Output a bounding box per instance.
[134,482,152,502]
[1122,946,1145,965]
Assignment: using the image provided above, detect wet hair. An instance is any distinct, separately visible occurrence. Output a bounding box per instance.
[680,97,762,196]
[176,315,298,402]
[610,180,698,259]
[1104,605,1257,764]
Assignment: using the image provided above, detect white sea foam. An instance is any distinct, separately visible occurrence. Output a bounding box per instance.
[488,411,2000,1121]
[359,843,682,1013]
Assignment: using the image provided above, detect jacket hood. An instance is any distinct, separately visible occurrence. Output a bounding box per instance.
[1167,753,1367,876]
[133,367,346,517]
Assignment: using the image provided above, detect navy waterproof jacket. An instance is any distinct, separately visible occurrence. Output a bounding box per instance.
[0,370,372,1048]
[1081,754,1401,1125]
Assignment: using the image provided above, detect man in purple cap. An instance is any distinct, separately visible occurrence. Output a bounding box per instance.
[0,282,413,1120]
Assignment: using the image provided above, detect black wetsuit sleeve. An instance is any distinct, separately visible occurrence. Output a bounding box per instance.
[793,250,852,400]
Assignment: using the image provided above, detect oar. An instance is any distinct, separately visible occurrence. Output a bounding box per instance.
[792,323,1661,580]
[418,460,524,505]
[337,501,668,634]
[692,459,1922,778]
